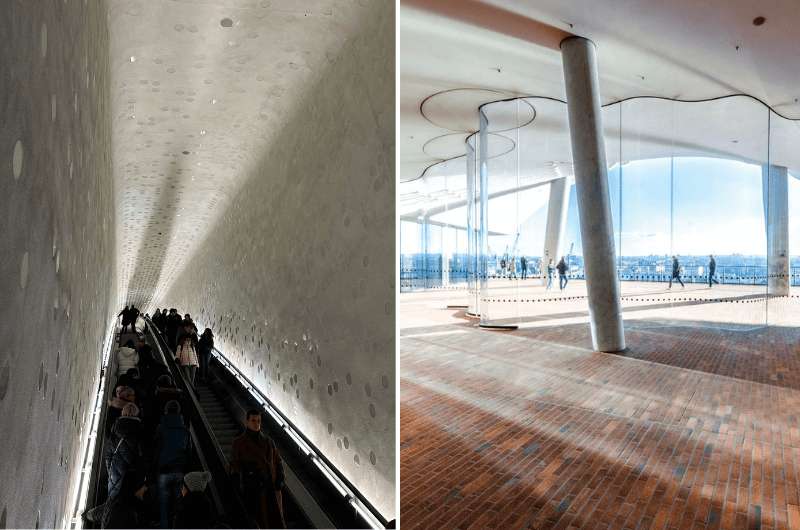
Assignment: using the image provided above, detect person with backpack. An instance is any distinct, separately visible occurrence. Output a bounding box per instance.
[153,400,190,529]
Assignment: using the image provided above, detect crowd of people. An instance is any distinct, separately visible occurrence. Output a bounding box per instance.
[84,306,286,528]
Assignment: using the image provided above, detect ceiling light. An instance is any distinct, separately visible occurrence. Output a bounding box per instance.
[220,17,233,27]
[211,98,217,105]
[200,130,206,136]
[129,56,136,62]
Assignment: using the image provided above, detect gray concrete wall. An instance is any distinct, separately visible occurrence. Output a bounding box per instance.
[0,1,115,528]
[162,1,396,521]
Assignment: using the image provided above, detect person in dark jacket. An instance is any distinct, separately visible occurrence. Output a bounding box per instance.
[231,410,286,529]
[173,471,214,528]
[668,255,685,289]
[148,375,184,433]
[197,329,214,382]
[520,256,528,280]
[107,404,147,500]
[118,306,132,334]
[166,309,183,351]
[708,254,719,287]
[129,305,141,332]
[556,257,568,291]
[154,400,190,529]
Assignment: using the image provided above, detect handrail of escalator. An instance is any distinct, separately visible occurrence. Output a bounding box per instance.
[144,317,257,529]
[208,347,390,528]
[83,332,120,528]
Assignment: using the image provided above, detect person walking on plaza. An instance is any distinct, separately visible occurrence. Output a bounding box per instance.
[669,255,685,289]
[557,256,568,291]
[546,259,555,290]
[520,256,528,280]
[231,409,286,529]
[708,254,719,287]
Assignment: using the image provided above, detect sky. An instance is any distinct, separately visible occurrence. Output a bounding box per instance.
[402,156,800,259]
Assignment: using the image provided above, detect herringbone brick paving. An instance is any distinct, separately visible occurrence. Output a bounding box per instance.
[401,287,800,530]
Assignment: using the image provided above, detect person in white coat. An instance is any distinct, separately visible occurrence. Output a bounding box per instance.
[116,340,139,377]
[175,335,199,385]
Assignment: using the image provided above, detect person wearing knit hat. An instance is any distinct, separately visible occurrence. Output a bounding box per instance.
[173,471,214,528]
[183,471,211,493]
[121,402,139,417]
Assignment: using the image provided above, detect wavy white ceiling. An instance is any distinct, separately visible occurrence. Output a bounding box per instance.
[400,0,800,184]
[109,0,363,306]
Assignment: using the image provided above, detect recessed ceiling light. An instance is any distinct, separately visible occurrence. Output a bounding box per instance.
[753,16,766,26]
[220,17,233,27]
[200,130,206,135]
[211,98,217,105]
[129,56,136,62]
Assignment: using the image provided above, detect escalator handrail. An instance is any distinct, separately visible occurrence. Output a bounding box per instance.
[209,345,390,528]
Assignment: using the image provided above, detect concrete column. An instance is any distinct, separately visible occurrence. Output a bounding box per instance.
[542,177,570,282]
[762,164,790,295]
[561,36,625,352]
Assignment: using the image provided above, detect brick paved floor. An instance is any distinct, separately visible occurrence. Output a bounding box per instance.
[400,285,800,529]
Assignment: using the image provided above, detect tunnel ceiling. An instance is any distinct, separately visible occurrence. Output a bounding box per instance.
[109,0,363,307]
[400,0,800,183]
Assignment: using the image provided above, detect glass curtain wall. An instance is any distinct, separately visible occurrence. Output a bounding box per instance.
[474,94,794,330]
[399,156,469,295]
[478,98,571,328]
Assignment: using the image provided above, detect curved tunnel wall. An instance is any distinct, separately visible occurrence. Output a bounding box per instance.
[0,1,115,528]
[162,1,396,521]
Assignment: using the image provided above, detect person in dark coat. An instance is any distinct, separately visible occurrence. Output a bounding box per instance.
[173,471,214,528]
[166,309,183,351]
[107,404,147,500]
[668,255,685,289]
[556,257,568,291]
[129,305,141,332]
[197,329,214,382]
[230,410,286,529]
[118,306,131,334]
[154,400,190,529]
[708,254,719,287]
[520,256,528,280]
[147,375,184,434]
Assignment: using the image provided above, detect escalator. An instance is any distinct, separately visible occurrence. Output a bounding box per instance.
[85,318,387,528]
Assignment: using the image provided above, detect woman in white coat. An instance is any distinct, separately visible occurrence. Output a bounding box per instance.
[175,335,199,385]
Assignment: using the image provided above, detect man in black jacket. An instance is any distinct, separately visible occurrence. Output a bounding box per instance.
[708,255,719,287]
[668,255,685,289]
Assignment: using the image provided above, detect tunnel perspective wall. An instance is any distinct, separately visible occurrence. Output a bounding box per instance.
[162,0,396,521]
[0,1,115,528]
